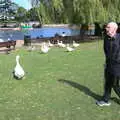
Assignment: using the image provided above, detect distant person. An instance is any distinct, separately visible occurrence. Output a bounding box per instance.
[96,22,120,106]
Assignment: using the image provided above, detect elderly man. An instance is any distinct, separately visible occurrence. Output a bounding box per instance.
[96,22,120,106]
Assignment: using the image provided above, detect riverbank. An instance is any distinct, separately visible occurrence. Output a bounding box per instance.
[0,24,81,30]
[43,24,81,29]
[0,28,20,31]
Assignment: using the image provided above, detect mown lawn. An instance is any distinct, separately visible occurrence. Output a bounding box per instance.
[0,40,119,120]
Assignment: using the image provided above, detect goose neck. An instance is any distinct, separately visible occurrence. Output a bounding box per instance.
[16,58,20,65]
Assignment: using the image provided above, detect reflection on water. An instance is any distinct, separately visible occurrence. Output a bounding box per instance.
[0,27,80,42]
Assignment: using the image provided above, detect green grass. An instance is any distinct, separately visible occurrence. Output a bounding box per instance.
[0,40,119,120]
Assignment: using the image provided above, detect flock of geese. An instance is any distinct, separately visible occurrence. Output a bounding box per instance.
[27,40,80,53]
[13,40,80,80]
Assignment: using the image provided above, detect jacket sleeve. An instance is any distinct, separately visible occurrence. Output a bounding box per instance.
[112,34,120,63]
[103,36,108,58]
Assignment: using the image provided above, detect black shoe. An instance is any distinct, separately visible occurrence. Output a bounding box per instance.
[96,100,111,106]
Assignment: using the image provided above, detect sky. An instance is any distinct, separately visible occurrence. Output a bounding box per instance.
[12,0,32,10]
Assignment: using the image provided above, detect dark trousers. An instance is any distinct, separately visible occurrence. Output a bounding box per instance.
[103,68,120,102]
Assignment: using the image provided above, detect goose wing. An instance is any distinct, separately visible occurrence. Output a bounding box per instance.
[14,64,25,79]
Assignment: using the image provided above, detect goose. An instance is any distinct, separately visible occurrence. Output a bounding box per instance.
[48,40,54,47]
[31,46,36,51]
[57,40,66,48]
[66,44,74,52]
[73,41,79,47]
[57,40,61,46]
[27,46,36,52]
[41,42,49,53]
[60,41,66,48]
[13,55,25,79]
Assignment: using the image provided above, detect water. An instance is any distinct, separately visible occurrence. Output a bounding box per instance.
[0,30,24,42]
[28,27,80,38]
[0,27,80,42]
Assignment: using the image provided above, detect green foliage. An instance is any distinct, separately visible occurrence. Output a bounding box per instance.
[26,8,39,21]
[15,7,27,22]
[0,0,19,23]
[30,0,120,24]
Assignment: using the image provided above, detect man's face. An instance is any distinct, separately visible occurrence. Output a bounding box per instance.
[105,24,117,37]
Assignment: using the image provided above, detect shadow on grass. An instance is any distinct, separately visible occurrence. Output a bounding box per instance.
[58,79,120,105]
[58,79,101,100]
[111,97,120,105]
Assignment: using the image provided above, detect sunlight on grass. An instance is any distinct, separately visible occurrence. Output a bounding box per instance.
[0,40,119,120]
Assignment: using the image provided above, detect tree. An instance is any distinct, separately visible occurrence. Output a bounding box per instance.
[29,0,120,24]
[15,7,27,22]
[26,8,39,21]
[0,0,18,24]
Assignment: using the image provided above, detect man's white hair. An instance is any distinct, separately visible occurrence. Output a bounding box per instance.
[107,22,118,29]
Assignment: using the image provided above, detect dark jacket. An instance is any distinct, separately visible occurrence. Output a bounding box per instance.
[104,33,120,76]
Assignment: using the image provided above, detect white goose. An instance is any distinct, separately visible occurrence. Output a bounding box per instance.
[66,44,74,52]
[27,46,36,52]
[41,42,49,53]
[73,41,79,47]
[13,55,25,79]
[57,40,66,48]
[48,40,54,47]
